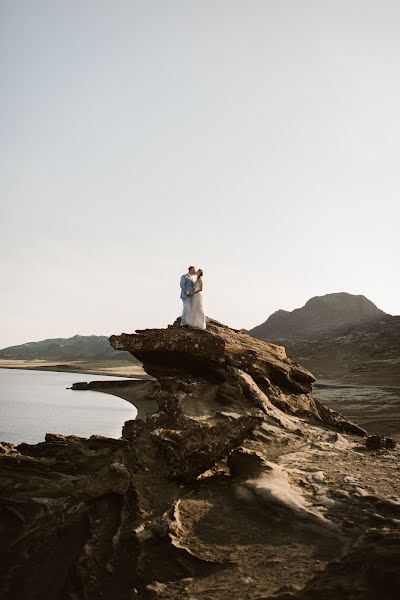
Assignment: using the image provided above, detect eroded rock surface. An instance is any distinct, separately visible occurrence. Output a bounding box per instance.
[1,319,399,600]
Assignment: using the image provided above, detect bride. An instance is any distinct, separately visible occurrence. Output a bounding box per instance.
[187,269,206,330]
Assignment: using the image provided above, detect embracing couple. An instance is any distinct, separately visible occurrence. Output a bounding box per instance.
[180,266,206,330]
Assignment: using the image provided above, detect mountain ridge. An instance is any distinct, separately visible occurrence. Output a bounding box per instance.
[0,334,136,362]
[248,292,399,386]
[250,292,388,341]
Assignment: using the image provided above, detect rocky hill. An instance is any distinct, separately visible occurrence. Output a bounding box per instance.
[1,319,399,600]
[250,293,387,341]
[0,334,136,362]
[248,293,400,385]
[282,314,400,385]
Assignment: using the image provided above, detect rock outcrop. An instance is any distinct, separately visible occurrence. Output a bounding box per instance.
[1,318,400,600]
[109,318,365,435]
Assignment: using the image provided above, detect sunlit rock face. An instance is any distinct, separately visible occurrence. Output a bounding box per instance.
[110,318,313,392]
[3,319,400,600]
[109,318,364,434]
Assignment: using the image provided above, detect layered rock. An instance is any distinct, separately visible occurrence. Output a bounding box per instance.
[109,319,365,435]
[1,319,400,600]
[110,318,314,392]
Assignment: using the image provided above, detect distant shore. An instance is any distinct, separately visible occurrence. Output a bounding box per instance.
[0,359,149,380]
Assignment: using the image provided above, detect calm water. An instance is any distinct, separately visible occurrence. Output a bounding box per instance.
[0,369,138,445]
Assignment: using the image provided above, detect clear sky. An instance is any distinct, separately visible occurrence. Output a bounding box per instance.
[1,0,399,348]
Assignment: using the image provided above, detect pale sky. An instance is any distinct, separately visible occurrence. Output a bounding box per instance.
[1,0,399,348]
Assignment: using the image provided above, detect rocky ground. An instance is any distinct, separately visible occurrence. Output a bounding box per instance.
[278,315,400,388]
[313,381,400,439]
[250,313,400,439]
[1,320,399,600]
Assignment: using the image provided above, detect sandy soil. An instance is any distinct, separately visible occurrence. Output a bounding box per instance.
[314,380,400,439]
[297,356,400,387]
[286,355,400,439]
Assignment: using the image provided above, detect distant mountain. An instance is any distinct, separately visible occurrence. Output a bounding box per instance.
[284,314,400,359]
[282,314,400,385]
[248,293,399,385]
[0,335,137,362]
[249,293,387,341]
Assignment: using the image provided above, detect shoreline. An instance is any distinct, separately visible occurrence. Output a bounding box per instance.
[0,359,150,380]
[69,379,158,421]
[4,361,400,438]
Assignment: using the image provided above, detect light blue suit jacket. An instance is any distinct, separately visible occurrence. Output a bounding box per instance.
[180,273,194,300]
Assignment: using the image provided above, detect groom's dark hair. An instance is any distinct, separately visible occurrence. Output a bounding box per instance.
[188,266,195,271]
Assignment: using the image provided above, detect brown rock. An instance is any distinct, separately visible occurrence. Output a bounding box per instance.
[366,434,396,450]
[109,318,365,433]
[293,531,400,600]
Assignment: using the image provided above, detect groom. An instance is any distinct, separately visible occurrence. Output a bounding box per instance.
[180,266,196,327]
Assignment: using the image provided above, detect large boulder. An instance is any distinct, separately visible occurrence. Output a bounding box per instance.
[109,318,364,434]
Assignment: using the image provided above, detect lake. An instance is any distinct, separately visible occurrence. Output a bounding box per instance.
[0,368,138,445]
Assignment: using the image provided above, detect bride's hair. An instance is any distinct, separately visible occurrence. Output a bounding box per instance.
[197,269,203,277]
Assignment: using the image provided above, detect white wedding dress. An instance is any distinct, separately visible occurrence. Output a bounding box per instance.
[187,279,206,330]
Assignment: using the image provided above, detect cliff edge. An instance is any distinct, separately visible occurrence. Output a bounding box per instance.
[1,319,399,600]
